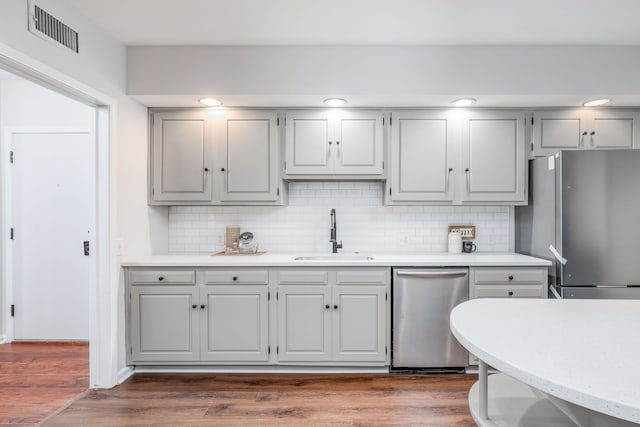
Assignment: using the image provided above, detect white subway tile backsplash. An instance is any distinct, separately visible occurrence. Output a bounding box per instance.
[168,182,512,254]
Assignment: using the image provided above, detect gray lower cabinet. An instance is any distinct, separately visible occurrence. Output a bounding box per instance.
[467,267,548,364]
[276,268,389,365]
[128,269,270,364]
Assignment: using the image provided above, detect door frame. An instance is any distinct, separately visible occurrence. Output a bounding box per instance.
[0,45,116,389]
[3,125,95,341]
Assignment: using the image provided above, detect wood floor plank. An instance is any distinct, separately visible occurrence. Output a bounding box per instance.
[46,373,476,426]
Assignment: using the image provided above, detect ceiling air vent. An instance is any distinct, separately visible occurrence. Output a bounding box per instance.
[28,2,79,53]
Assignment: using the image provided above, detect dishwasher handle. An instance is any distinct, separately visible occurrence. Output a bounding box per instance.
[395,270,468,279]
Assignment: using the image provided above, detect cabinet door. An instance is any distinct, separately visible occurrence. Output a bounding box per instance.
[532,110,586,155]
[130,286,199,362]
[277,286,331,362]
[332,286,386,362]
[590,110,638,149]
[461,111,526,202]
[200,286,269,362]
[151,111,212,202]
[285,111,333,175]
[333,111,383,175]
[216,111,280,202]
[389,111,456,202]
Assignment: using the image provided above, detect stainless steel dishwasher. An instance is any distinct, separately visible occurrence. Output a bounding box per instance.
[392,268,469,369]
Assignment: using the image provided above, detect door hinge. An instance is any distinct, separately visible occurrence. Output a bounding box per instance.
[10,304,15,317]
[9,151,14,164]
[84,241,90,256]
[10,228,14,240]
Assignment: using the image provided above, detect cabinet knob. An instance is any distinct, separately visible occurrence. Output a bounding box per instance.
[325,304,330,310]
[508,291,514,296]
[328,141,332,145]
[200,304,206,309]
[590,131,596,136]
[448,167,453,172]
[220,168,225,172]
[582,131,588,136]
[508,275,514,280]
[336,141,340,145]
[465,168,470,173]
[158,276,164,281]
[192,304,197,309]
[232,276,238,281]
[333,305,339,310]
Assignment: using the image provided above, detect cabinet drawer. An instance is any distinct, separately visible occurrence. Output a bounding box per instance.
[473,284,545,298]
[202,269,269,285]
[336,269,388,286]
[277,270,329,285]
[473,268,545,284]
[129,269,195,285]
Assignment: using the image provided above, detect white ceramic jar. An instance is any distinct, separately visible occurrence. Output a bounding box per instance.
[448,230,462,254]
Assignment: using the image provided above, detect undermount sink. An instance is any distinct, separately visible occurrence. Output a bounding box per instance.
[293,254,375,261]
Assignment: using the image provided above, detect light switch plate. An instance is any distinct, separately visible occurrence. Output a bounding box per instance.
[447,225,476,240]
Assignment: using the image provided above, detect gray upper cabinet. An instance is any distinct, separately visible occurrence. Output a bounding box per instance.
[150,110,213,203]
[149,109,284,205]
[461,111,526,203]
[214,110,280,203]
[387,111,457,202]
[532,109,640,156]
[284,110,384,177]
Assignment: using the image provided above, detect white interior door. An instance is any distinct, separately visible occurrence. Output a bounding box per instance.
[10,129,94,340]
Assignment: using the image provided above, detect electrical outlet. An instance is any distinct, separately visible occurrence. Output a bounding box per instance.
[447,225,476,240]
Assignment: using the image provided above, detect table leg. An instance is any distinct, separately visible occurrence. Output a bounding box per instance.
[478,360,488,420]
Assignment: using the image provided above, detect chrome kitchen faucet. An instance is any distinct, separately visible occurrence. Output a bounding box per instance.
[330,208,343,254]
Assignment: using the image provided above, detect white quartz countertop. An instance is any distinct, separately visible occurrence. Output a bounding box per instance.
[120,252,551,267]
[450,298,640,424]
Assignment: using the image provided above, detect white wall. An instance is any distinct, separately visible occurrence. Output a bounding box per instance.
[127,46,640,101]
[0,0,162,385]
[169,182,511,254]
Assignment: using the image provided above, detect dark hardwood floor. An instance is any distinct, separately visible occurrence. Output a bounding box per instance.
[0,342,476,426]
[45,373,476,426]
[0,341,89,426]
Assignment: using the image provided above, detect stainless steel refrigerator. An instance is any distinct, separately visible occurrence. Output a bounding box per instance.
[516,149,640,299]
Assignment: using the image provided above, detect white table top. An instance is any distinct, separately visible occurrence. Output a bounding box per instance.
[450,299,640,424]
[120,252,551,267]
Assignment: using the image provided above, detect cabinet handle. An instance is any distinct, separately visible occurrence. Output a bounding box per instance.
[508,291,514,296]
[508,275,514,280]
[590,131,596,136]
[232,276,238,281]
[582,132,588,136]
[158,276,164,281]
[336,141,340,145]
[333,304,339,310]
[192,304,197,309]
[328,141,332,145]
[446,167,453,192]
[200,304,206,309]
[220,168,225,172]
[204,168,209,172]
[325,304,330,310]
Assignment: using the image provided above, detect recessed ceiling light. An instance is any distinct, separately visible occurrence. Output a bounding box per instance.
[452,98,477,107]
[324,98,347,107]
[583,98,611,107]
[199,98,223,106]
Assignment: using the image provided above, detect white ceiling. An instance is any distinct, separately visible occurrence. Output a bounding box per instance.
[67,0,640,46]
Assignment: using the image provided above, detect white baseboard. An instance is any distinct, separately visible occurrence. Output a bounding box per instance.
[116,366,135,385]
[133,366,390,374]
